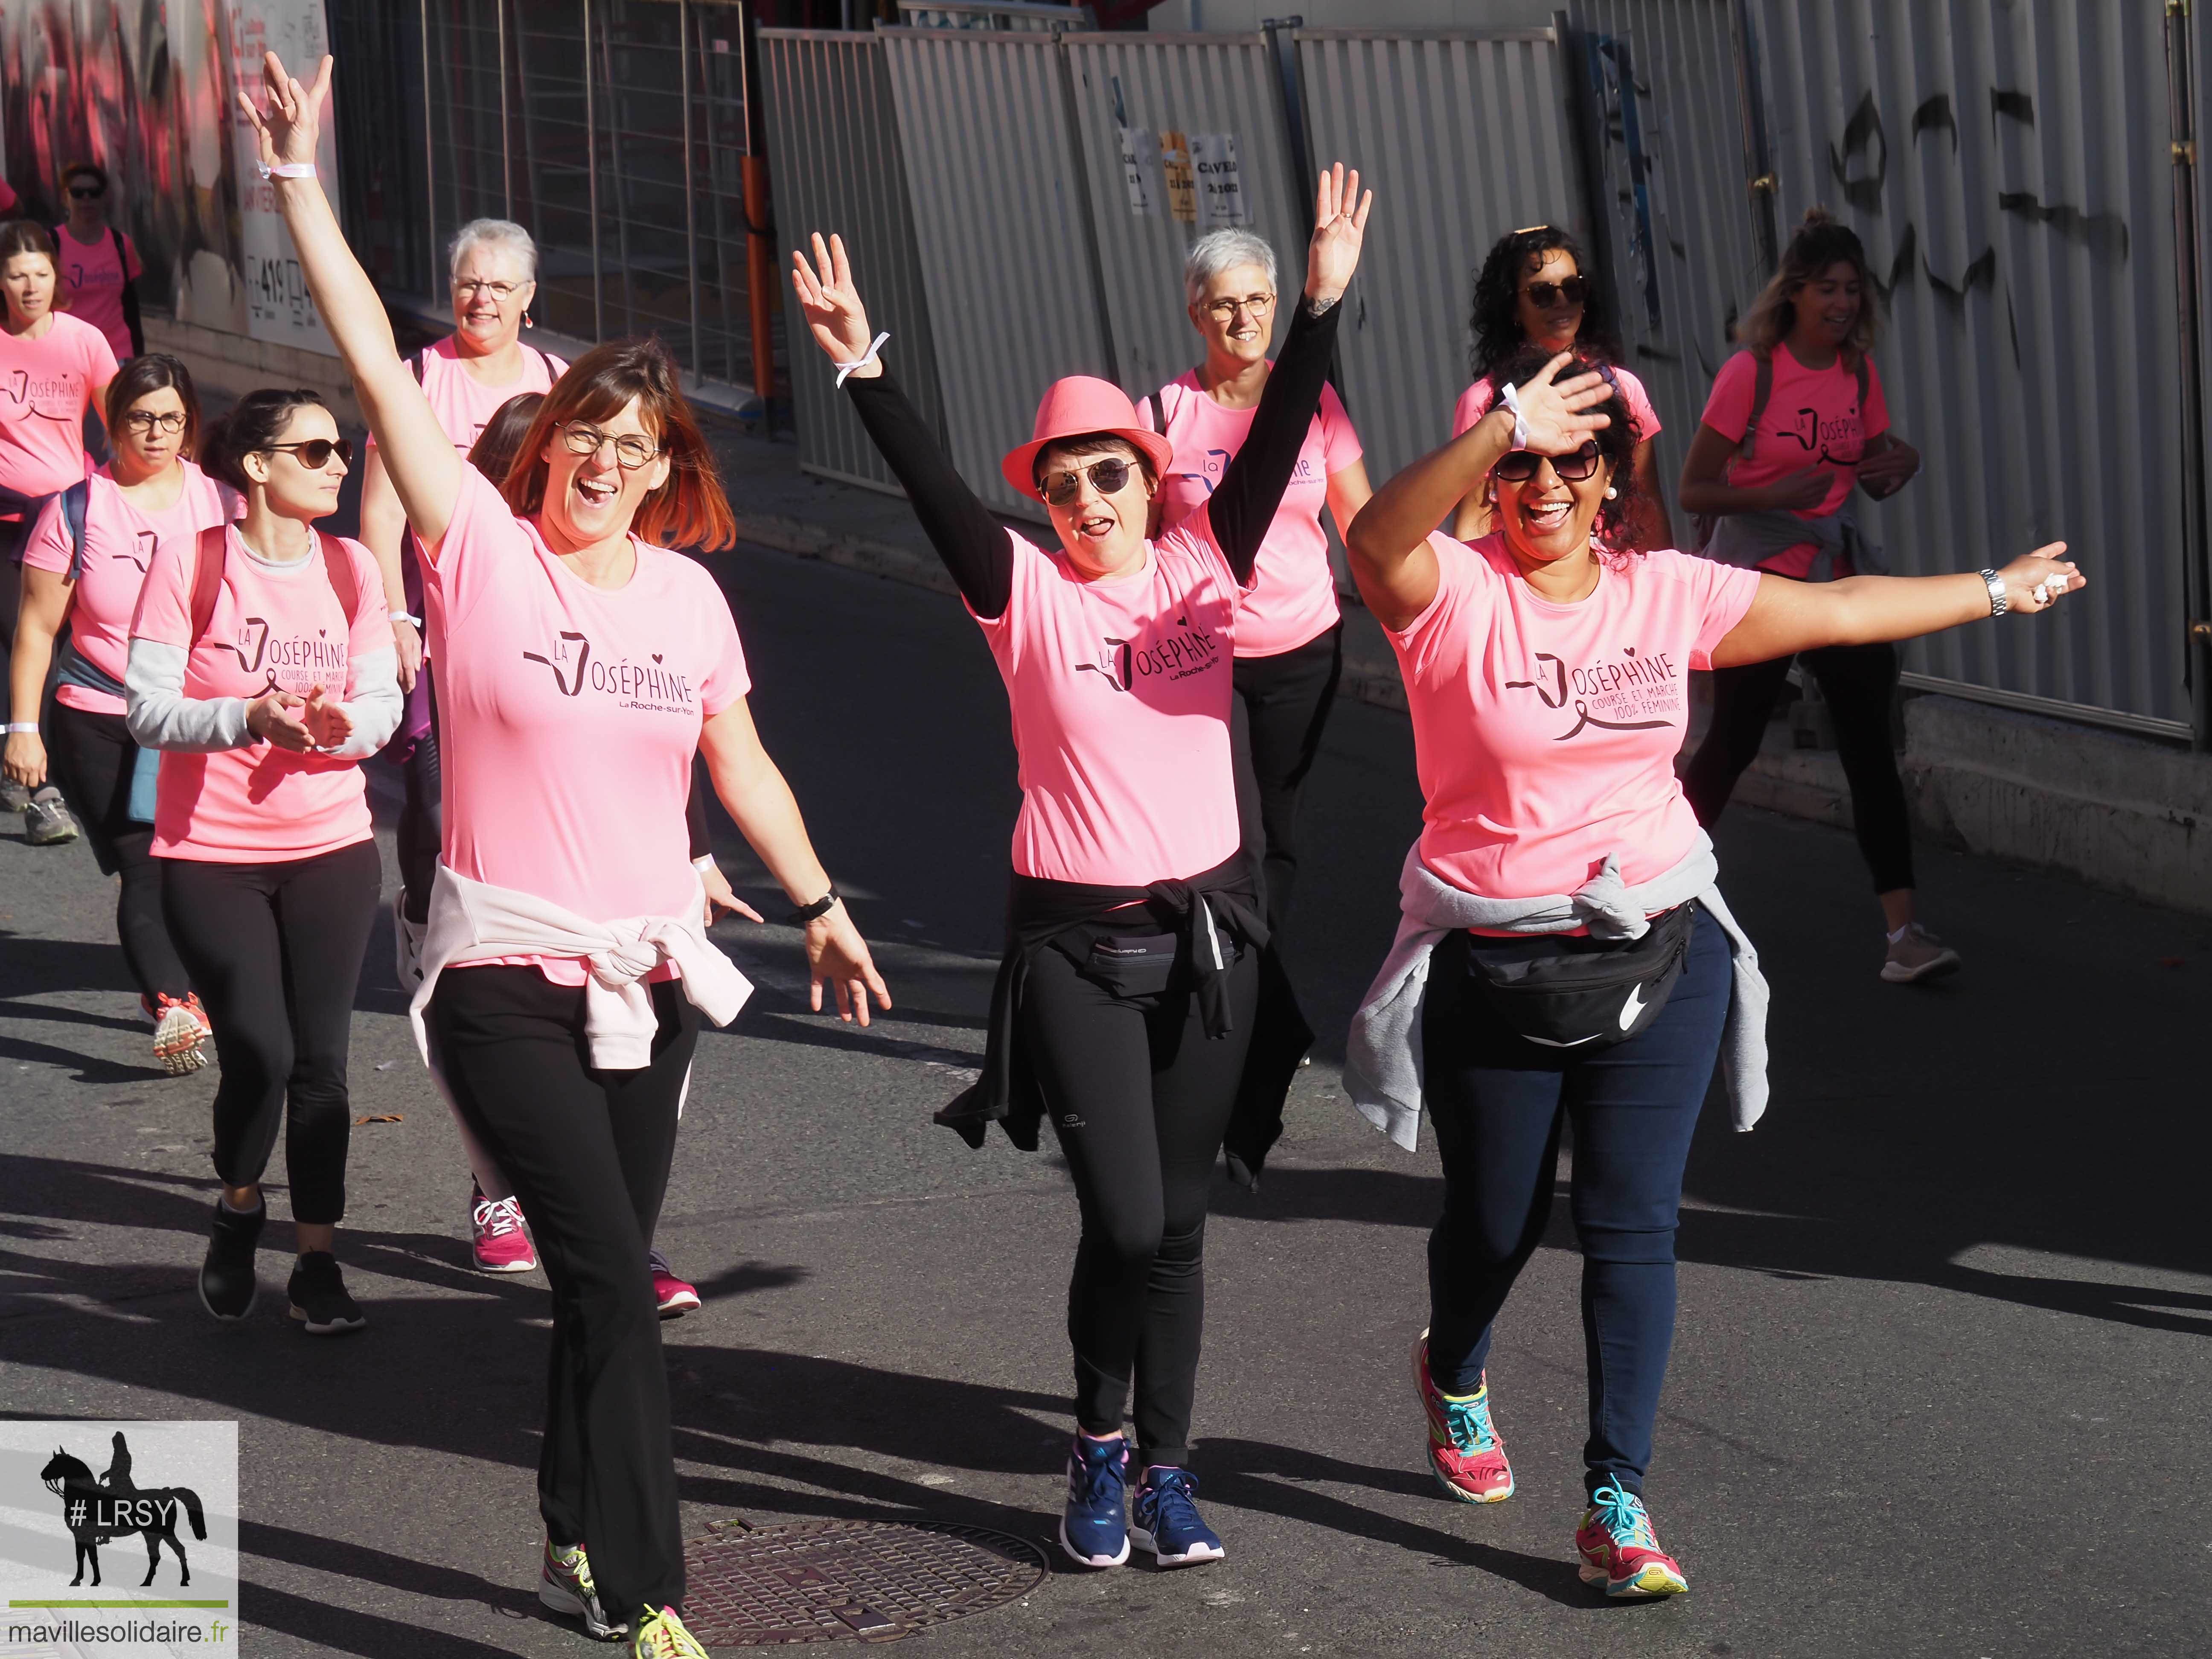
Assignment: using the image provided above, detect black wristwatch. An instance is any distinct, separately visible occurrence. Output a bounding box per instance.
[783,887,841,926]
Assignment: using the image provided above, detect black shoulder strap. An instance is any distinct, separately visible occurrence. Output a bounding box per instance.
[530,343,559,381]
[1738,349,1773,463]
[1852,350,1870,413]
[61,479,91,582]
[1149,389,1168,440]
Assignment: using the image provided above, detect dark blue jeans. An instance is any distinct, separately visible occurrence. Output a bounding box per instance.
[1422,905,1732,1497]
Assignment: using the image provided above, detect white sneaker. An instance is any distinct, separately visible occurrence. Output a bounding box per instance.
[392,887,425,990]
[1880,923,1962,984]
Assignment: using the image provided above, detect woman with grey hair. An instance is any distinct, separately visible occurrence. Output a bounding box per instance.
[1137,226,1371,1098]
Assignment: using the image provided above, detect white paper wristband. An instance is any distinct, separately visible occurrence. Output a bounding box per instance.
[834,332,891,388]
[256,161,317,181]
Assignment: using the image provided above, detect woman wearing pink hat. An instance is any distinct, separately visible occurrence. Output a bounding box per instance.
[792,163,1370,1573]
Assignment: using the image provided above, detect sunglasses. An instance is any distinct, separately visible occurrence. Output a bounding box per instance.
[265,437,355,469]
[1040,457,1137,507]
[1522,276,1587,309]
[1492,440,1603,483]
[67,184,105,200]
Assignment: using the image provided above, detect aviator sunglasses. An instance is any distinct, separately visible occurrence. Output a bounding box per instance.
[1522,276,1588,309]
[1492,440,1602,483]
[1040,456,1137,507]
[264,437,355,469]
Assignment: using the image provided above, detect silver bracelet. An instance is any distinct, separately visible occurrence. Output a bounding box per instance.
[1981,569,2008,618]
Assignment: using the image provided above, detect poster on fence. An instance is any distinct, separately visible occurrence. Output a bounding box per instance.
[226,0,341,352]
[1189,132,1249,227]
[1159,130,1196,224]
[1118,125,1155,217]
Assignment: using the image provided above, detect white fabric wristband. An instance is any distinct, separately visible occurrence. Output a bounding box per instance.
[391,612,422,628]
[4,722,38,734]
[692,855,718,873]
[256,161,317,181]
[834,332,891,388]
[1496,380,1531,450]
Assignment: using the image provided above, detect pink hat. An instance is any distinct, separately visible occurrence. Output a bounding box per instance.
[1000,376,1178,503]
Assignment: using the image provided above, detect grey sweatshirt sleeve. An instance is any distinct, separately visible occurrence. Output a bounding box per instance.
[125,640,251,751]
[327,646,402,759]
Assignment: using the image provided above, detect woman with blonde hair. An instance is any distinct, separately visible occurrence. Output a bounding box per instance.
[1676,207,1941,983]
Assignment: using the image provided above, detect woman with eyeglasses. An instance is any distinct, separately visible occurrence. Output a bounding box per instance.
[5,355,232,1075]
[1137,228,1371,1116]
[246,54,888,1657]
[0,219,116,838]
[125,385,399,1335]
[1676,209,1942,984]
[54,162,144,363]
[1342,347,2077,1599]
[1451,226,1670,551]
[793,162,1368,1575]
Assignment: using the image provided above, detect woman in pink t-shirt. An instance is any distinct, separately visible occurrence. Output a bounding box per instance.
[55,161,145,361]
[125,386,402,1338]
[1138,226,1369,1072]
[1450,225,1671,550]
[795,160,1369,1573]
[1676,209,1944,984]
[1343,349,2078,1599]
[4,355,230,1075]
[245,52,887,1653]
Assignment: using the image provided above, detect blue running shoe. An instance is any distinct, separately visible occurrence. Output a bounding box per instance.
[1059,1434,1131,1568]
[1130,1467,1225,1566]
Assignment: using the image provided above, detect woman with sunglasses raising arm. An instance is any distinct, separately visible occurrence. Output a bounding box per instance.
[240,54,888,1659]
[1450,226,1671,551]
[1341,347,2077,1599]
[6,354,232,1076]
[792,160,1368,1577]
[125,386,398,1335]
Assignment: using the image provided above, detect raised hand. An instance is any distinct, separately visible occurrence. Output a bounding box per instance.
[1304,163,1373,307]
[1510,353,1614,455]
[236,51,330,175]
[790,233,879,375]
[1999,543,2081,614]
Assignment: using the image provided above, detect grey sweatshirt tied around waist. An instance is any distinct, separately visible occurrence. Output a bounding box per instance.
[1343,830,1770,1150]
[1697,495,1883,580]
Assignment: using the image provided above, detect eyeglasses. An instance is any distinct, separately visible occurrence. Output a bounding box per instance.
[1521,276,1588,310]
[265,437,355,469]
[453,278,526,299]
[1040,457,1136,506]
[1492,441,1602,483]
[1200,292,1275,323]
[122,410,189,435]
[559,422,660,469]
[67,184,105,200]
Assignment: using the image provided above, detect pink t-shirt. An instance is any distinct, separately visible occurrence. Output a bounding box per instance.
[53,224,143,362]
[1699,346,1889,579]
[426,468,749,982]
[1454,364,1662,443]
[407,335,568,454]
[1387,534,1761,900]
[975,514,1245,886]
[1141,373,1360,658]
[131,525,388,863]
[22,461,238,714]
[0,312,115,501]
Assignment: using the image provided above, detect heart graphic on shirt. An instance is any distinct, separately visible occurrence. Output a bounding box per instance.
[652,653,663,664]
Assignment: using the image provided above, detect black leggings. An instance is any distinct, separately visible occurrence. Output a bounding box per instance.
[428,965,699,1621]
[1680,641,1914,894]
[1230,623,1343,937]
[1023,915,1259,1468]
[161,839,381,1224]
[45,703,192,1003]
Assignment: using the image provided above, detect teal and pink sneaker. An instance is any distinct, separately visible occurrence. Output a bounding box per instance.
[1411,1331,1514,1503]
[1575,1481,1689,1598]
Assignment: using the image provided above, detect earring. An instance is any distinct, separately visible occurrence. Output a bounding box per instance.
[1604,486,1618,500]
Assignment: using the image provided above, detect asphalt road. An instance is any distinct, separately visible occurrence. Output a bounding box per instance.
[2,541,2207,1658]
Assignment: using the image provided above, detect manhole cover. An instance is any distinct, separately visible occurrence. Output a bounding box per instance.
[683,1518,1048,1647]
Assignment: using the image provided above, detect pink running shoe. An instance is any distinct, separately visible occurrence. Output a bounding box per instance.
[1576,1481,1689,1598]
[147,993,213,1077]
[470,1185,538,1273]
[1411,1330,1515,1503]
[649,1249,700,1318]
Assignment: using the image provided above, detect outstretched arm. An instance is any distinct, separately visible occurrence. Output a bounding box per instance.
[1208,165,1370,581]
[241,54,464,556]
[793,234,1012,618]
[1711,545,2081,667]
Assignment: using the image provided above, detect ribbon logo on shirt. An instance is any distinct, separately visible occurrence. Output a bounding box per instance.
[116,530,157,574]
[1075,613,1222,695]
[1508,645,1680,742]
[522,631,592,697]
[223,617,271,677]
[4,368,81,423]
[1778,405,1864,466]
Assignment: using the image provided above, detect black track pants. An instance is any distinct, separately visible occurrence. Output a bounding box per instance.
[45,703,192,1003]
[161,838,381,1223]
[427,964,699,1622]
[1023,925,1259,1468]
[1229,623,1343,938]
[1680,640,1914,894]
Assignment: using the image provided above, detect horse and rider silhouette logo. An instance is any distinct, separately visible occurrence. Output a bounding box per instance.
[37,1432,207,1587]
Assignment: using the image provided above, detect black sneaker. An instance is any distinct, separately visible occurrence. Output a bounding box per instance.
[199,1198,265,1321]
[287,1251,367,1335]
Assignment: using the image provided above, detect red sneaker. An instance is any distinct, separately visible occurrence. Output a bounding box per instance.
[470,1186,538,1273]
[1411,1331,1514,1503]
[649,1249,700,1318]
[148,993,212,1077]
[1575,1481,1689,1598]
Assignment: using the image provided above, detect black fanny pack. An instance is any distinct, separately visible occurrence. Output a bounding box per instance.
[1455,902,1698,1051]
